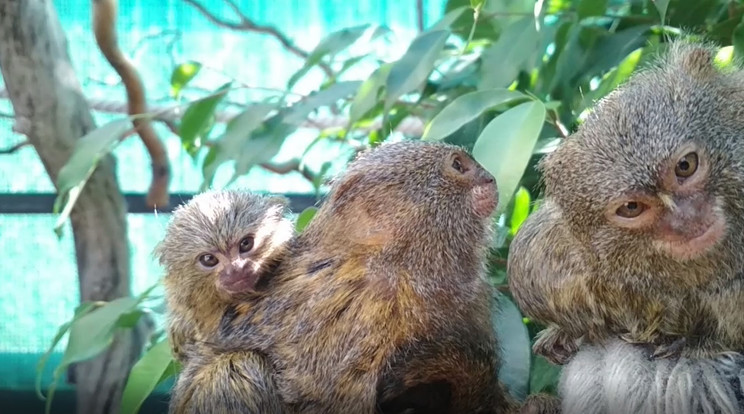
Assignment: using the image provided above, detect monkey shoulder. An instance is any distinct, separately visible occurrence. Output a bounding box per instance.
[507,203,592,325]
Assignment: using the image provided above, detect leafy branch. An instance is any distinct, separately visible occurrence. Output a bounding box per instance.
[182,0,334,78]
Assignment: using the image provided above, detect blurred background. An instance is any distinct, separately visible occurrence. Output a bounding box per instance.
[1,0,741,413]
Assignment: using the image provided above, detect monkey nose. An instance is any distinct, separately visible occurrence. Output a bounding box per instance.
[220,261,257,294]
[475,169,496,188]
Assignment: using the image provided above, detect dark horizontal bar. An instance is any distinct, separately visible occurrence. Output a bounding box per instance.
[0,192,322,214]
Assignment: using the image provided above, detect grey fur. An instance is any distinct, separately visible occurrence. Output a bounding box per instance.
[561,339,744,414]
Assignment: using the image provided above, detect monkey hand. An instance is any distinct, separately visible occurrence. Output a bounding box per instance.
[650,337,687,360]
[619,332,687,360]
[533,326,580,365]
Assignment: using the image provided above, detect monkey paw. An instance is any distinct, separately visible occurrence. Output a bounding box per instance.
[533,327,579,365]
[650,337,687,360]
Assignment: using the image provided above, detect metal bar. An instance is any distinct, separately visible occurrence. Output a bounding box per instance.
[0,193,321,214]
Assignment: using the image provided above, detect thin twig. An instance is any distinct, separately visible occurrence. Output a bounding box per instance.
[0,140,31,154]
[416,0,425,32]
[182,0,334,78]
[547,110,569,138]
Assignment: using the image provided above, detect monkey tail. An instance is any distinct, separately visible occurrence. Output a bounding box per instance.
[92,0,171,209]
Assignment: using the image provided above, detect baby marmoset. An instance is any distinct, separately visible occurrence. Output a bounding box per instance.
[155,190,294,363]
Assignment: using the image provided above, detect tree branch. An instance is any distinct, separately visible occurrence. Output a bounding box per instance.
[182,0,334,79]
[416,0,424,32]
[94,0,171,209]
[0,140,31,154]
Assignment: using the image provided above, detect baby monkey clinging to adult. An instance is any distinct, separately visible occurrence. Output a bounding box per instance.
[508,41,744,366]
[155,190,295,363]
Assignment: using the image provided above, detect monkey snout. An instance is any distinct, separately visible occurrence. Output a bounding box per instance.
[218,263,258,295]
[474,168,496,188]
[472,179,498,218]
[654,195,726,261]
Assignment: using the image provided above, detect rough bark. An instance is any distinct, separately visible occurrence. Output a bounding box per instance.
[0,1,149,413]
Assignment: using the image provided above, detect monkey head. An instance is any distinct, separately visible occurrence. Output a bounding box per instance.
[307,140,497,267]
[155,190,295,300]
[540,42,744,277]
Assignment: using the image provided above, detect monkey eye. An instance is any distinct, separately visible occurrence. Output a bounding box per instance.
[238,236,255,253]
[615,201,647,219]
[198,254,219,268]
[675,152,698,178]
[451,155,467,174]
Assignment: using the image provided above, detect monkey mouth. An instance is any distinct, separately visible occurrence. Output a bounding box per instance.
[653,216,726,262]
[220,271,258,295]
[472,183,498,218]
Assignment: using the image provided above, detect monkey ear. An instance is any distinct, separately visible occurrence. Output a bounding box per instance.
[329,173,364,208]
[672,42,716,78]
[265,195,289,208]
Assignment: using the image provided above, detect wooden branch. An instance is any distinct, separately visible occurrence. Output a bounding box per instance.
[0,140,31,154]
[94,0,171,209]
[182,0,334,79]
[0,2,149,413]
[416,0,424,32]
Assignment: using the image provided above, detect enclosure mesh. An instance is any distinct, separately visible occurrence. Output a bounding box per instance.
[0,0,442,392]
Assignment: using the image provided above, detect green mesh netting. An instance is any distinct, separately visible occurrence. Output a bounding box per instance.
[0,0,446,397]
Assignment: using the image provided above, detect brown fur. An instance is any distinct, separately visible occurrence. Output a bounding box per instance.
[154,190,294,363]
[177,141,516,413]
[508,41,744,412]
[168,344,286,414]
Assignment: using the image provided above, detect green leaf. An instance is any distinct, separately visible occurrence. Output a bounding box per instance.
[337,55,368,77]
[472,100,546,214]
[287,25,372,89]
[61,297,141,367]
[470,0,485,8]
[652,0,670,23]
[348,63,392,125]
[53,118,133,236]
[120,339,176,414]
[734,22,744,62]
[509,187,531,235]
[45,296,141,414]
[716,45,735,69]
[422,89,528,141]
[533,137,562,155]
[577,0,608,19]
[35,302,97,399]
[584,25,651,76]
[384,30,450,111]
[230,113,295,182]
[295,207,318,232]
[478,16,541,90]
[493,292,531,402]
[430,6,469,32]
[179,82,231,156]
[284,81,362,125]
[202,103,276,186]
[170,61,202,98]
[529,355,562,394]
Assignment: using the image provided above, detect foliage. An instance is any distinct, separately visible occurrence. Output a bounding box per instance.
[41,0,744,411]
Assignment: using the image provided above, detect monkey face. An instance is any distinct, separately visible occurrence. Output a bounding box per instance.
[443,151,498,219]
[195,234,263,297]
[156,190,295,297]
[601,143,727,262]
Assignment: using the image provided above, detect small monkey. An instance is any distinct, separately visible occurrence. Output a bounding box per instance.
[155,190,294,364]
[508,41,744,412]
[172,141,517,413]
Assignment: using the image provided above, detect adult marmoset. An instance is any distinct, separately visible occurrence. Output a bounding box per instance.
[206,140,516,414]
[508,41,744,365]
